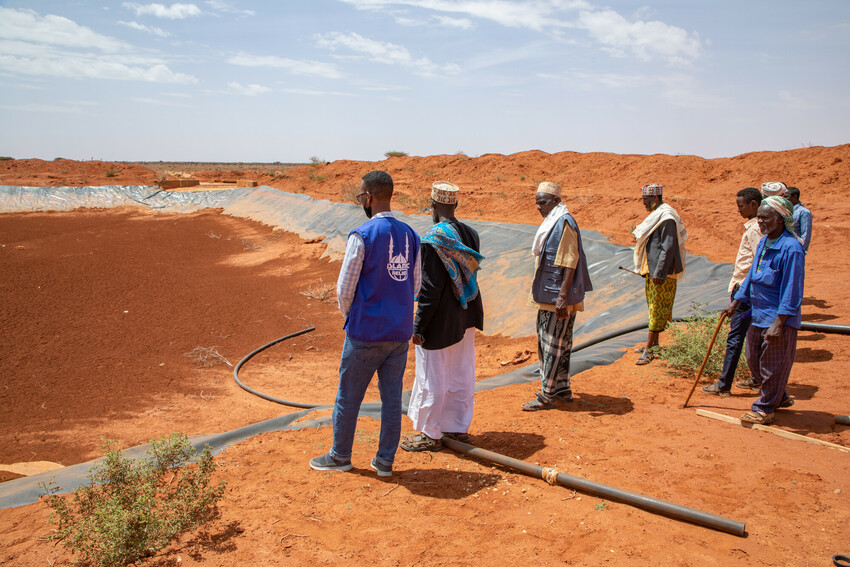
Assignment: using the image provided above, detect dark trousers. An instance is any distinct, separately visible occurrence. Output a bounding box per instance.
[745,325,796,413]
[716,295,751,391]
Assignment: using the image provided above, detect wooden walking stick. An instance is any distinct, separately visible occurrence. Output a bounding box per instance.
[683,312,727,408]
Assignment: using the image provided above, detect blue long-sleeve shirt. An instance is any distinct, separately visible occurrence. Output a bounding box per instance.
[733,230,805,329]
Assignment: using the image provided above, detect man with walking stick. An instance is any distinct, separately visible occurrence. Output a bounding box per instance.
[724,196,805,425]
[702,187,763,397]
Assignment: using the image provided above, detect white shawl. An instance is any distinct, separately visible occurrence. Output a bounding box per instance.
[632,203,688,278]
[532,203,569,257]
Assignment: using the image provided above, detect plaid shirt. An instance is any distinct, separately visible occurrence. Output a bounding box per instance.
[336,212,421,317]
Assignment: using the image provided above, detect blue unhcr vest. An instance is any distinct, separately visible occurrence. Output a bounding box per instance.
[531,214,593,306]
[345,216,420,342]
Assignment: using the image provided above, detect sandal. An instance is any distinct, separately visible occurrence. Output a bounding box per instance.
[400,433,441,452]
[701,383,731,397]
[778,397,794,409]
[741,411,775,425]
[521,395,560,411]
[442,432,471,442]
[633,346,646,354]
[635,352,654,365]
[736,377,760,391]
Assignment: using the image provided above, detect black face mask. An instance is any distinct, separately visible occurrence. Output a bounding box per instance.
[363,205,372,219]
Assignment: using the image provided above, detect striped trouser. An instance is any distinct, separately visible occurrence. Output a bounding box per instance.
[536,310,576,401]
[745,325,797,413]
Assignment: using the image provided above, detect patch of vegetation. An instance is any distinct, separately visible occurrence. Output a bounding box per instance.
[396,193,430,210]
[183,346,232,368]
[308,156,325,166]
[495,174,506,182]
[300,278,335,302]
[40,433,226,567]
[384,150,408,158]
[455,151,469,161]
[104,168,122,178]
[308,171,328,182]
[656,303,749,379]
[340,182,360,203]
[424,169,438,177]
[0,156,13,161]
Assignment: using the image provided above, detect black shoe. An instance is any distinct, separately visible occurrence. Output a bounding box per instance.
[370,457,392,477]
[309,452,352,472]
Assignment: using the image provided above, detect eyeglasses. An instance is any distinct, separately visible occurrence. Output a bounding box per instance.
[355,192,367,204]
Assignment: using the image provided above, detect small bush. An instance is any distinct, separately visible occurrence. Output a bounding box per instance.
[396,193,430,210]
[300,278,335,302]
[308,171,327,182]
[104,168,121,178]
[308,156,324,166]
[656,304,749,379]
[340,182,360,203]
[384,150,408,158]
[0,156,13,161]
[40,433,226,567]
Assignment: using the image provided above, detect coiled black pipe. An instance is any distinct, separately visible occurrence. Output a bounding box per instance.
[232,326,319,409]
[442,437,746,537]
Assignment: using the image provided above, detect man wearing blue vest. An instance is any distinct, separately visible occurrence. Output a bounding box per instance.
[310,170,420,477]
[522,182,593,411]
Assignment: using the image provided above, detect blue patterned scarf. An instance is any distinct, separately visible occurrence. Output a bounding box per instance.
[422,221,484,309]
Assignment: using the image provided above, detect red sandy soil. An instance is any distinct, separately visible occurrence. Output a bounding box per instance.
[1,147,849,566]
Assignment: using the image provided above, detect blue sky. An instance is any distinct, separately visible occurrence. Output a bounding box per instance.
[1,1,848,162]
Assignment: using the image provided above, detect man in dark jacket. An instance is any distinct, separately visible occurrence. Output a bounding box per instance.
[401,181,484,452]
[522,181,592,411]
[632,184,688,365]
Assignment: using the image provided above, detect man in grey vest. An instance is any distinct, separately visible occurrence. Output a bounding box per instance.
[522,182,593,411]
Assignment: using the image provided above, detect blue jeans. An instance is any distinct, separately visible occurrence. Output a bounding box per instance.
[330,335,408,466]
[716,295,751,391]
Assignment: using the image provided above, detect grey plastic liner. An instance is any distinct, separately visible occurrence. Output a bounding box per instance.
[0,185,732,509]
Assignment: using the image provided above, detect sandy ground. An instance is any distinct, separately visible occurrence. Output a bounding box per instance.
[1,148,849,566]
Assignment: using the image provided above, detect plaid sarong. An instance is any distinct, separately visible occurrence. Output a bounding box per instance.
[536,310,576,401]
[645,276,677,332]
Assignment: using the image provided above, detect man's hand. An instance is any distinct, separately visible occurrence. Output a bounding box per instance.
[651,276,664,285]
[766,319,784,343]
[555,295,570,320]
[412,334,424,345]
[723,300,739,320]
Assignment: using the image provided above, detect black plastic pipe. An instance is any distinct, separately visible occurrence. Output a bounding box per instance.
[233,326,319,409]
[442,437,747,537]
[799,322,850,335]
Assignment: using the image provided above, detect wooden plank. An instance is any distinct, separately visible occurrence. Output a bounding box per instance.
[696,409,850,453]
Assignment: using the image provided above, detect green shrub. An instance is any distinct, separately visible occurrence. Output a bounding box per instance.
[40,433,226,567]
[384,150,408,158]
[656,304,749,379]
[0,156,13,161]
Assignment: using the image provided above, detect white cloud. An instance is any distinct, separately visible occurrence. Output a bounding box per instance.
[434,15,473,29]
[0,7,127,52]
[131,96,192,106]
[0,8,196,83]
[315,31,461,76]
[281,87,355,97]
[541,69,726,108]
[577,9,701,65]
[123,2,202,19]
[118,20,170,37]
[205,0,255,17]
[0,102,88,114]
[337,1,701,64]
[227,81,271,96]
[227,53,344,79]
[338,0,590,30]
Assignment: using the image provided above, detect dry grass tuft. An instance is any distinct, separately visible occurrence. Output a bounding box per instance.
[183,346,233,367]
[300,279,335,302]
